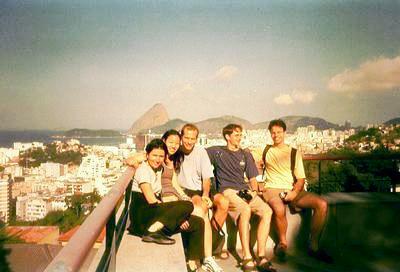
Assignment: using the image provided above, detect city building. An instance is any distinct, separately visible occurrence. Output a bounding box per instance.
[77,155,106,179]
[0,177,10,223]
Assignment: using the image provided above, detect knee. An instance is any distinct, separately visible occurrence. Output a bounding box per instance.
[316,198,328,214]
[182,201,195,215]
[215,195,229,212]
[261,205,273,219]
[240,205,251,220]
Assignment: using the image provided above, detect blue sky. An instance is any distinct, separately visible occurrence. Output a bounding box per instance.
[1,0,399,130]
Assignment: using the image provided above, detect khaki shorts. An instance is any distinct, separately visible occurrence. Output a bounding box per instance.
[263,188,308,213]
[223,188,272,223]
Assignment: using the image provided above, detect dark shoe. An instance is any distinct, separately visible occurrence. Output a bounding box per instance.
[241,258,255,272]
[256,257,277,272]
[273,242,287,261]
[307,248,333,264]
[142,231,176,245]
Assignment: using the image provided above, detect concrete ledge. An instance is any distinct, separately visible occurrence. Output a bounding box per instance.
[116,232,187,272]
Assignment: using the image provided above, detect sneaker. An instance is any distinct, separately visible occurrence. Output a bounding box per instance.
[307,248,333,264]
[141,231,175,245]
[201,256,223,272]
[273,242,287,261]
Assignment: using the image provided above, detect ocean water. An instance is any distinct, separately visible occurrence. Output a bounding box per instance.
[0,130,126,148]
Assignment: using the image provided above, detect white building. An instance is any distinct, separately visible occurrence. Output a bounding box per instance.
[0,178,9,223]
[0,148,19,164]
[16,195,30,221]
[40,162,67,178]
[25,197,51,221]
[77,155,106,179]
[65,180,93,195]
[13,142,44,152]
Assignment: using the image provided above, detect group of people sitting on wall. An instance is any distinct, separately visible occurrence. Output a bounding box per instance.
[125,120,333,272]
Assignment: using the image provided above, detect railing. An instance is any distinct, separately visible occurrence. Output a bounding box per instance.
[44,152,400,272]
[45,167,134,272]
[303,152,400,194]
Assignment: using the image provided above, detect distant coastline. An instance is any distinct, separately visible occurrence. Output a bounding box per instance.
[0,130,126,148]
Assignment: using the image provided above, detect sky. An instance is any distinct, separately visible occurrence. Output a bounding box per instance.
[0,0,399,130]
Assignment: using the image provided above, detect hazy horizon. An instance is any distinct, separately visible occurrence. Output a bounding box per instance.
[1,1,399,130]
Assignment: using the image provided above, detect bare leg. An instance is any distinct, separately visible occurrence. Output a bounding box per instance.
[237,205,252,260]
[294,193,328,250]
[256,205,273,258]
[191,197,213,257]
[267,197,288,246]
[213,193,229,229]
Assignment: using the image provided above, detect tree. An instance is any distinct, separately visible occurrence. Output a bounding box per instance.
[0,223,11,272]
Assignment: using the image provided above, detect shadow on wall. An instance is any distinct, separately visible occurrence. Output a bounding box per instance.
[224,193,400,272]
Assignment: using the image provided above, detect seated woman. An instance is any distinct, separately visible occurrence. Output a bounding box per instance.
[128,139,205,271]
[161,129,223,272]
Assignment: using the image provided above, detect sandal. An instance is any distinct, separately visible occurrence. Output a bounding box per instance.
[256,257,277,272]
[241,258,255,272]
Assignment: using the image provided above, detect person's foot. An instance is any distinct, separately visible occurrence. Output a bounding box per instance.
[273,242,288,262]
[141,231,175,245]
[307,248,333,264]
[241,258,255,272]
[256,257,277,272]
[215,249,229,260]
[201,256,223,272]
[186,262,199,272]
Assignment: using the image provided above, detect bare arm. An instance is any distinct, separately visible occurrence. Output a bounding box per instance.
[202,178,211,197]
[171,172,189,199]
[284,178,305,202]
[139,183,160,204]
[249,177,259,192]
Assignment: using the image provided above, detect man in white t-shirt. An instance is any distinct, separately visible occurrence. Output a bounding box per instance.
[177,124,229,259]
[261,119,332,263]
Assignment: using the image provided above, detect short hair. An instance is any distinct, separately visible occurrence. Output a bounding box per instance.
[222,124,243,141]
[181,123,199,137]
[145,139,167,155]
[268,119,286,131]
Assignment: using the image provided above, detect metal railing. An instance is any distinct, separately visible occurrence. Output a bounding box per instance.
[44,152,400,272]
[45,167,134,272]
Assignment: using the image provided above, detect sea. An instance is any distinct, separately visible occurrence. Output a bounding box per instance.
[0,130,126,148]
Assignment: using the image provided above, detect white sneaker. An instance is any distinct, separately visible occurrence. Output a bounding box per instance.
[201,256,223,272]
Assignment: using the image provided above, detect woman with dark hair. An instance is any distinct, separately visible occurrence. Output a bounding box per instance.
[128,139,205,269]
[161,130,223,272]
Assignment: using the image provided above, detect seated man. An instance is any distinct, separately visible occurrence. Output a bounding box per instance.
[260,119,332,263]
[207,124,275,272]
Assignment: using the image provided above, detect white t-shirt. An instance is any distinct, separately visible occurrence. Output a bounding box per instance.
[264,145,306,190]
[131,161,162,194]
[178,146,214,191]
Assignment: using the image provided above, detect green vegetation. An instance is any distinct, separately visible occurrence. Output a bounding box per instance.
[19,143,83,168]
[0,223,11,272]
[305,147,398,194]
[346,126,400,147]
[10,191,101,233]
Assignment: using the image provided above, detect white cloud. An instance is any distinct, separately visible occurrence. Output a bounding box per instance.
[274,89,316,105]
[215,65,238,81]
[328,55,400,92]
[292,89,316,103]
[274,94,294,105]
